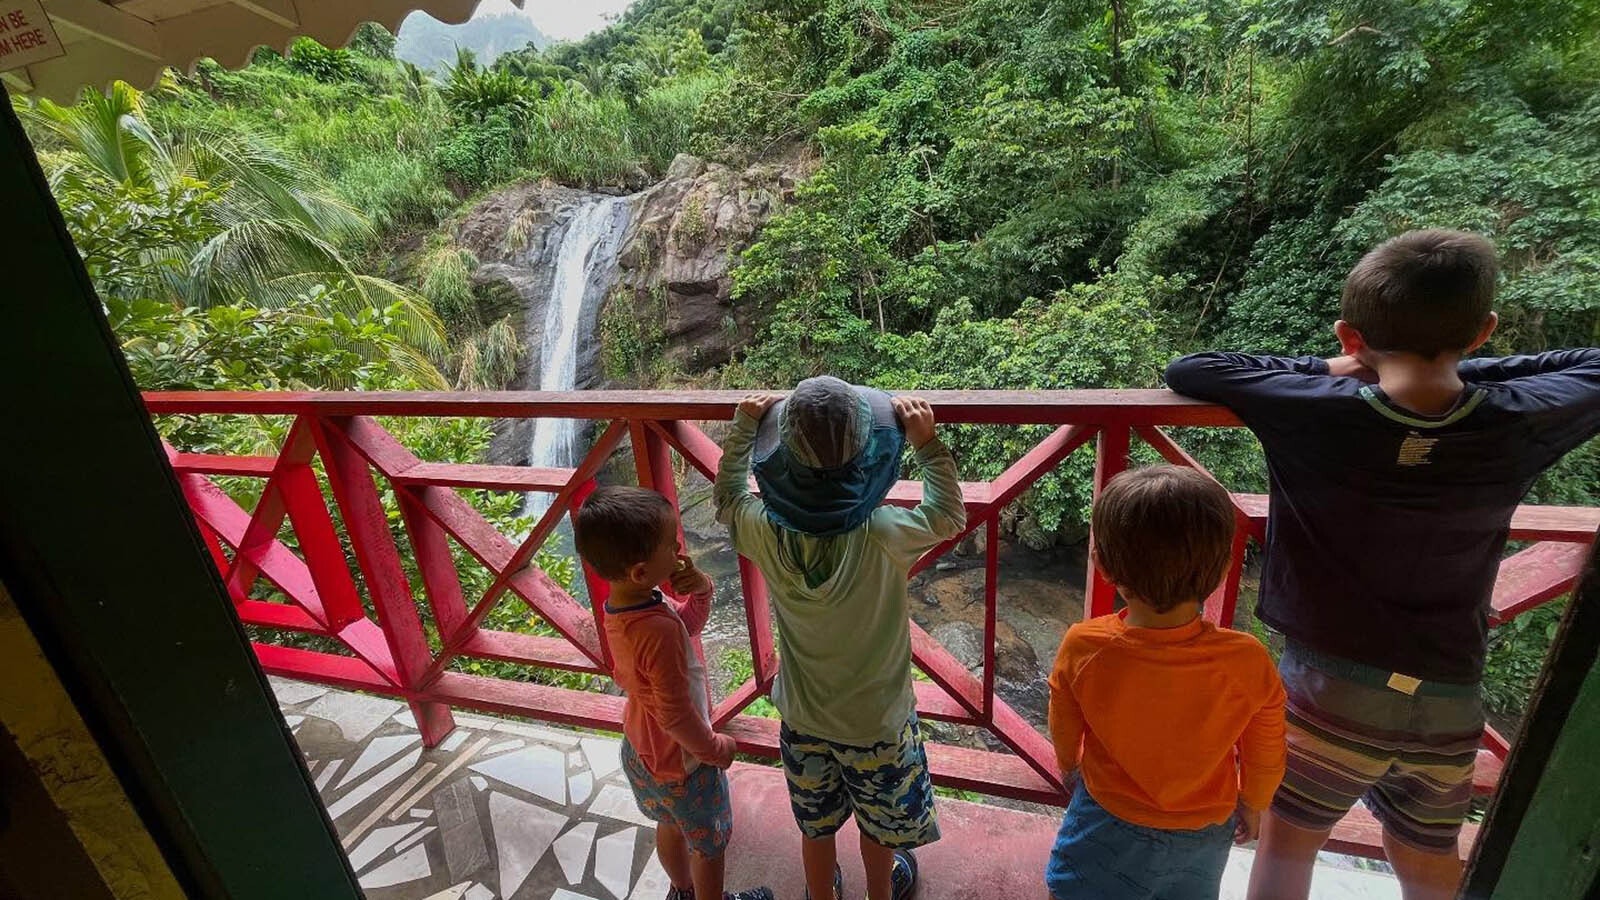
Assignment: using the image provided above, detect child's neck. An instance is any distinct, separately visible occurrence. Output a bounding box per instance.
[1124,600,1201,630]
[607,581,657,610]
[1370,351,1466,417]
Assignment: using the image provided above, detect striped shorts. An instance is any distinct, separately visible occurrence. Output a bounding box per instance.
[1272,642,1483,853]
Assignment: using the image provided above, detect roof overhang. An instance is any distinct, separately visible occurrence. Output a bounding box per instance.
[4,0,518,102]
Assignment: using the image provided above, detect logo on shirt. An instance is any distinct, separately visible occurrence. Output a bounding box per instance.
[1396,432,1438,467]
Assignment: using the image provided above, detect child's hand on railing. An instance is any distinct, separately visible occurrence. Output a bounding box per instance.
[737,394,781,420]
[893,396,936,449]
[670,553,714,598]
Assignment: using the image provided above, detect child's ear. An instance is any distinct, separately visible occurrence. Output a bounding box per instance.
[624,560,653,586]
[1466,312,1498,353]
[1333,320,1367,356]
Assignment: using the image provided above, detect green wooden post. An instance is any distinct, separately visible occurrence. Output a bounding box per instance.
[0,89,361,897]
[1463,537,1600,899]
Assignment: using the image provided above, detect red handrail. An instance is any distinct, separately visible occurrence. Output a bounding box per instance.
[147,389,1599,859]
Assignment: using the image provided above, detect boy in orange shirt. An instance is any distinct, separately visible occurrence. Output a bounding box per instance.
[575,486,773,900]
[1046,466,1286,900]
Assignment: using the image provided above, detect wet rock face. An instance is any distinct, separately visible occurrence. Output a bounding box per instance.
[608,150,813,377]
[457,153,813,466]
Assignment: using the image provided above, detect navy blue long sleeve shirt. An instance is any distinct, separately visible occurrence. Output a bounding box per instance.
[1164,349,1600,683]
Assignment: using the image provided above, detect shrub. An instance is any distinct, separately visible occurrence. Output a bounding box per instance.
[285,38,360,83]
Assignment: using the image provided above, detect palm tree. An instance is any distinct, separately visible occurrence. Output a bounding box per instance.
[22,80,447,385]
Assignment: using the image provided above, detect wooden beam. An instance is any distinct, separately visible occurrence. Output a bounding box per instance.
[226,0,299,30]
[46,0,164,61]
[1465,538,1600,898]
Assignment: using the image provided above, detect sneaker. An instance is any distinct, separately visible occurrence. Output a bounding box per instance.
[890,849,918,900]
[725,889,775,900]
[803,864,844,900]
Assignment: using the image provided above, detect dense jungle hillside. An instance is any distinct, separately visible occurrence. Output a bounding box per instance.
[14,0,1600,720]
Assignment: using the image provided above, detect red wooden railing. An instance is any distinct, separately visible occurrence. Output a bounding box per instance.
[146,390,1600,858]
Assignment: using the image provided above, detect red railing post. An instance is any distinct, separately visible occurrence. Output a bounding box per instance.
[1085,425,1130,618]
[982,515,999,723]
[570,477,614,670]
[313,416,455,746]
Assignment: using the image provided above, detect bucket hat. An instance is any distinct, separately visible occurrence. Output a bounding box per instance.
[752,376,905,536]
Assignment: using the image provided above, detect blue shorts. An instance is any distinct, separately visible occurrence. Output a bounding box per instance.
[779,715,940,849]
[1045,784,1234,900]
[620,740,733,858]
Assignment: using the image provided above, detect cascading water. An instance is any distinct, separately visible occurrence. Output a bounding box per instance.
[524,196,630,517]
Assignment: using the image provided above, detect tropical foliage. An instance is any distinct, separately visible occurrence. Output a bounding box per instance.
[18,2,1599,712]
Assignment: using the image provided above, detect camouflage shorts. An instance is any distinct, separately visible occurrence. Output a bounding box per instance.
[779,715,940,849]
[620,740,733,858]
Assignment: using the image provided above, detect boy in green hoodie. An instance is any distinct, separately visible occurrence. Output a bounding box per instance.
[714,377,966,900]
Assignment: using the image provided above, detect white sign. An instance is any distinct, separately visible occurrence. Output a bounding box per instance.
[0,0,63,75]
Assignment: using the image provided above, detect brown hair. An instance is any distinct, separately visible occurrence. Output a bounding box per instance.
[1091,466,1235,613]
[574,486,675,580]
[1341,229,1498,357]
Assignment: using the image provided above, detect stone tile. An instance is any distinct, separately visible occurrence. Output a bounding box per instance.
[491,719,582,749]
[488,791,568,899]
[395,825,436,853]
[627,853,670,900]
[594,826,637,900]
[552,892,600,900]
[463,885,493,900]
[421,884,471,900]
[314,758,343,792]
[553,821,597,885]
[409,808,432,819]
[470,776,487,791]
[453,713,503,730]
[339,734,421,788]
[581,738,623,779]
[586,784,655,828]
[569,770,593,806]
[484,739,525,756]
[436,780,490,883]
[284,715,304,730]
[268,676,329,706]
[470,745,567,805]
[439,730,472,753]
[359,843,431,889]
[303,691,404,743]
[569,751,584,768]
[348,822,422,872]
[392,711,419,728]
[326,749,423,820]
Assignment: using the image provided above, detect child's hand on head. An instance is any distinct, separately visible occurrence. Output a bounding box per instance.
[737,393,781,420]
[892,396,937,449]
[669,553,713,597]
[1325,355,1379,383]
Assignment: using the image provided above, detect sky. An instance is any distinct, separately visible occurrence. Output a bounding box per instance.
[476,0,636,42]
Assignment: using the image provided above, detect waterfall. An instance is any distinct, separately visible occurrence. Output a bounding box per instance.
[525,196,629,517]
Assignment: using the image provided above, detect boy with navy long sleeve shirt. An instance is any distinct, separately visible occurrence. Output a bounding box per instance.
[1165,230,1600,900]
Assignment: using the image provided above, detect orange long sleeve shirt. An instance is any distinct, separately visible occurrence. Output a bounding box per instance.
[1048,611,1287,830]
[604,587,733,784]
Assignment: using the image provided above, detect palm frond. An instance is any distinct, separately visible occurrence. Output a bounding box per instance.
[23,82,166,187]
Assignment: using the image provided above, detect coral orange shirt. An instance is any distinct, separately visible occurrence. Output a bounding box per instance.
[1048,611,1287,830]
[604,587,733,784]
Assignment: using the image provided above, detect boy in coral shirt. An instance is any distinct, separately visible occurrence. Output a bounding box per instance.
[575,486,772,900]
[1046,466,1286,900]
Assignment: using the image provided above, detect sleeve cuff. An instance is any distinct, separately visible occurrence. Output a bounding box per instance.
[913,437,950,461]
[733,409,761,431]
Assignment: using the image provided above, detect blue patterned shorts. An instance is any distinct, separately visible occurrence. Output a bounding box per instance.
[1045,783,1234,900]
[620,740,733,858]
[779,715,940,849]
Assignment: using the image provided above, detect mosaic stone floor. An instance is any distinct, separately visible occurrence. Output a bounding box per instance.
[271,678,1401,900]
